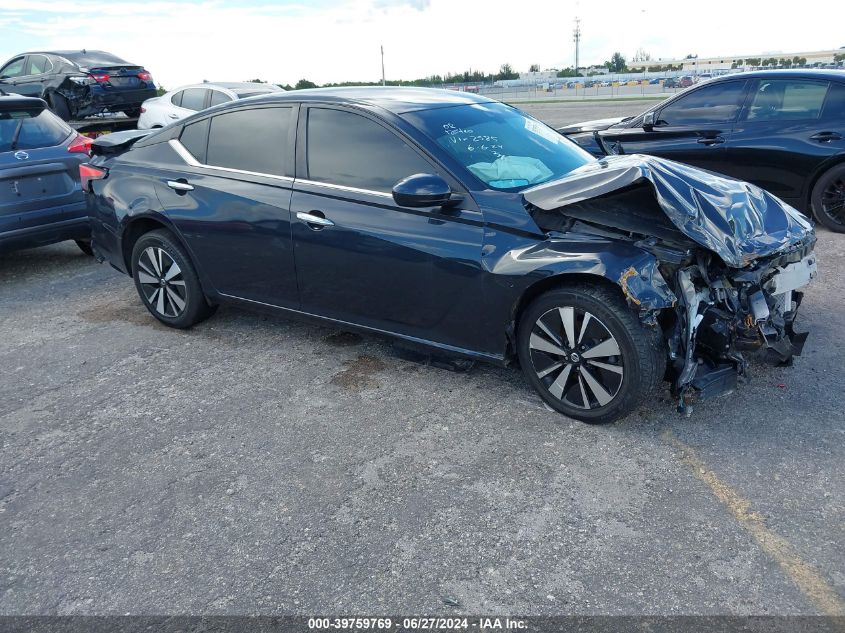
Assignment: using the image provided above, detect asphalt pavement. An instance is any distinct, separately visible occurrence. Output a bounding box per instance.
[0,101,843,616]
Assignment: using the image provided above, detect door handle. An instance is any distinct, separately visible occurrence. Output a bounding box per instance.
[810,131,842,142]
[167,113,179,119]
[167,179,194,192]
[697,135,725,146]
[296,211,334,228]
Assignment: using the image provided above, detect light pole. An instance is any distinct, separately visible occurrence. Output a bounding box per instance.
[573,16,581,77]
[381,45,385,86]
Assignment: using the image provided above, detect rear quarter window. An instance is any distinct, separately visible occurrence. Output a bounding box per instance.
[179,118,210,163]
[0,108,71,152]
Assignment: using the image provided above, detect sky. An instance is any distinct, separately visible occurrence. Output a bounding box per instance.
[1,0,843,89]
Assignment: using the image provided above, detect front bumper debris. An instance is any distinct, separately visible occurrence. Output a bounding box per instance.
[670,248,816,413]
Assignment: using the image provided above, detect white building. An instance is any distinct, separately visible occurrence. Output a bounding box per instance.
[628,48,845,73]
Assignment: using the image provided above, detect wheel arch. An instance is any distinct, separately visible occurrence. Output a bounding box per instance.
[506,273,630,359]
[805,153,845,214]
[119,215,217,299]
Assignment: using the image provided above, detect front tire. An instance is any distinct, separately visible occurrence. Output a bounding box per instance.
[517,284,666,424]
[811,163,845,233]
[130,229,216,328]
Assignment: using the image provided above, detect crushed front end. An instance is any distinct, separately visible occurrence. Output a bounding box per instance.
[659,235,816,411]
[523,154,819,413]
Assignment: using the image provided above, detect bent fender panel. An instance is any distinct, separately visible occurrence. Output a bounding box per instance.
[482,230,677,355]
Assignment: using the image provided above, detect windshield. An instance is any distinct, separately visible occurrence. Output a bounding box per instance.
[403,102,594,191]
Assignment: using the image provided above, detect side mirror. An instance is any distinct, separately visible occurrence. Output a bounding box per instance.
[643,112,656,129]
[392,173,452,208]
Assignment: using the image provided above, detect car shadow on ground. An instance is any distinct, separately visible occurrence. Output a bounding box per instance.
[0,241,100,286]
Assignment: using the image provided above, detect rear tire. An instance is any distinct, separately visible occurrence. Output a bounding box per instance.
[517,284,666,424]
[48,92,71,121]
[130,229,216,328]
[123,108,142,119]
[75,239,93,256]
[811,164,845,233]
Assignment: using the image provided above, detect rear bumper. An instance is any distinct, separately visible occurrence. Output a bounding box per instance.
[0,216,90,253]
[77,86,157,115]
[90,215,128,274]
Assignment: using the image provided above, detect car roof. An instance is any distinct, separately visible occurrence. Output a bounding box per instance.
[710,69,845,82]
[217,86,495,114]
[213,82,282,91]
[30,50,132,66]
[165,82,283,96]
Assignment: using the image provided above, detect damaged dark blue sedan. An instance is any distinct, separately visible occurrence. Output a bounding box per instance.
[83,88,817,423]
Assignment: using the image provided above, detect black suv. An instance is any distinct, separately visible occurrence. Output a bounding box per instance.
[0,50,156,121]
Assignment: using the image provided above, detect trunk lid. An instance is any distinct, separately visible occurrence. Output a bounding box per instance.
[88,65,146,89]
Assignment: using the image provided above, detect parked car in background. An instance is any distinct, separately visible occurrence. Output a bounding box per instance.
[84,88,815,423]
[663,77,678,88]
[0,50,156,121]
[558,70,845,232]
[678,76,694,88]
[137,82,284,129]
[1,93,93,254]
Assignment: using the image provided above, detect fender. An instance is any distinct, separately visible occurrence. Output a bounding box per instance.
[118,211,221,302]
[480,230,678,358]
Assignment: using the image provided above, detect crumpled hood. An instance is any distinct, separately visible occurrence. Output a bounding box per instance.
[523,154,815,268]
[557,117,624,135]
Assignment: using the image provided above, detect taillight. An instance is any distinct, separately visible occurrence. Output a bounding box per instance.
[140,106,146,113]
[80,164,107,192]
[89,73,110,83]
[68,133,94,155]
[137,70,152,82]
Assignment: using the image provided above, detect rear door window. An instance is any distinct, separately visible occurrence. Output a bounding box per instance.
[658,81,747,126]
[205,107,292,176]
[0,107,70,151]
[822,82,845,120]
[306,107,433,192]
[170,91,184,107]
[746,80,829,121]
[180,89,208,112]
[27,55,52,75]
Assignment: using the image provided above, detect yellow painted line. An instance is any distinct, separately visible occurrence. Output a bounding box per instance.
[663,430,845,616]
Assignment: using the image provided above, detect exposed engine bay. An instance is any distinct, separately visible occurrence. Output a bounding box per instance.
[524,154,818,412]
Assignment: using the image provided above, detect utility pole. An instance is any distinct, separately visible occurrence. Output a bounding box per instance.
[573,16,581,76]
[381,45,386,86]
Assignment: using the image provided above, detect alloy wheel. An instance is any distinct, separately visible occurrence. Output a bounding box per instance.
[136,246,187,318]
[528,306,624,410]
[820,176,845,227]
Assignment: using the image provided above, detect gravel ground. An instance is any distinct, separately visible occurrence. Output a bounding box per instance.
[0,101,843,617]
